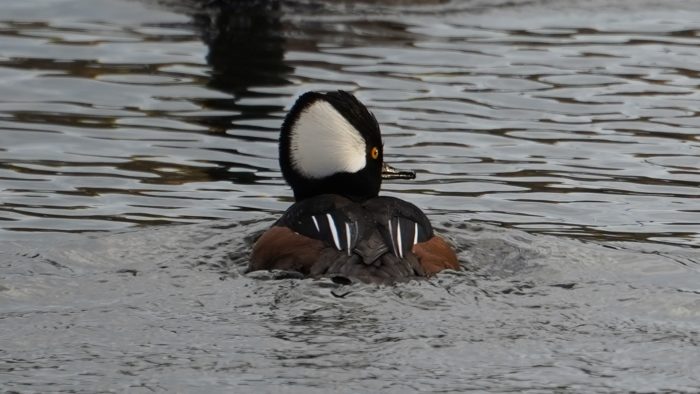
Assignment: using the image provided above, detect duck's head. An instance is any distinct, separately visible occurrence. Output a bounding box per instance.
[279,90,415,202]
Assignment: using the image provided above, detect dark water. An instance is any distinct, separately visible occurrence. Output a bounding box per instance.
[2,0,700,392]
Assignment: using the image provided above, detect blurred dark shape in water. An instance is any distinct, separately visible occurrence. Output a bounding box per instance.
[153,0,291,126]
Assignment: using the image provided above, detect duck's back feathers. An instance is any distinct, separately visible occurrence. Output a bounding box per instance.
[249,194,459,283]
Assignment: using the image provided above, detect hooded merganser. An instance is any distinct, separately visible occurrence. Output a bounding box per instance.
[248,90,459,284]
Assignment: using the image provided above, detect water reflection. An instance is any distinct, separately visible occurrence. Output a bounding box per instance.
[189,0,291,128]
[0,0,698,247]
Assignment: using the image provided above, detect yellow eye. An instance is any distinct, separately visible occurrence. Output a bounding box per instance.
[371,147,379,160]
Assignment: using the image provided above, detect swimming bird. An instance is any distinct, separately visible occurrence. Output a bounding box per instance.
[248,90,459,284]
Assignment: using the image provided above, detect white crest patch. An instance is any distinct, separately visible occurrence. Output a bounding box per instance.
[290,100,366,179]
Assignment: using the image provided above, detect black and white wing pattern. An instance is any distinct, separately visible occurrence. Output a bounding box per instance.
[277,194,434,262]
[253,193,457,283]
[363,196,434,259]
[275,194,363,257]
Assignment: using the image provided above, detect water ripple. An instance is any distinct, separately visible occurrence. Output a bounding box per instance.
[2,0,700,391]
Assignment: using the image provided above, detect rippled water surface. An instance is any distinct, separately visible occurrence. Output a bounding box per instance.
[2,0,700,392]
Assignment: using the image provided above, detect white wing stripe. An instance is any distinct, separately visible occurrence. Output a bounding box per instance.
[396,220,403,258]
[388,219,398,257]
[413,222,419,246]
[311,215,320,232]
[326,213,341,251]
[345,222,352,256]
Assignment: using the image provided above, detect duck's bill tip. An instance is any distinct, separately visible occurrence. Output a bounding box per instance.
[381,163,416,180]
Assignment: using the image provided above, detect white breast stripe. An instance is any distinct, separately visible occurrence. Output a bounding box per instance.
[397,220,403,258]
[413,222,419,246]
[388,219,398,257]
[311,215,320,232]
[326,213,341,251]
[344,222,352,256]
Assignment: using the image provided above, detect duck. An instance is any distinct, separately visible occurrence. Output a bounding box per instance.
[248,90,459,284]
